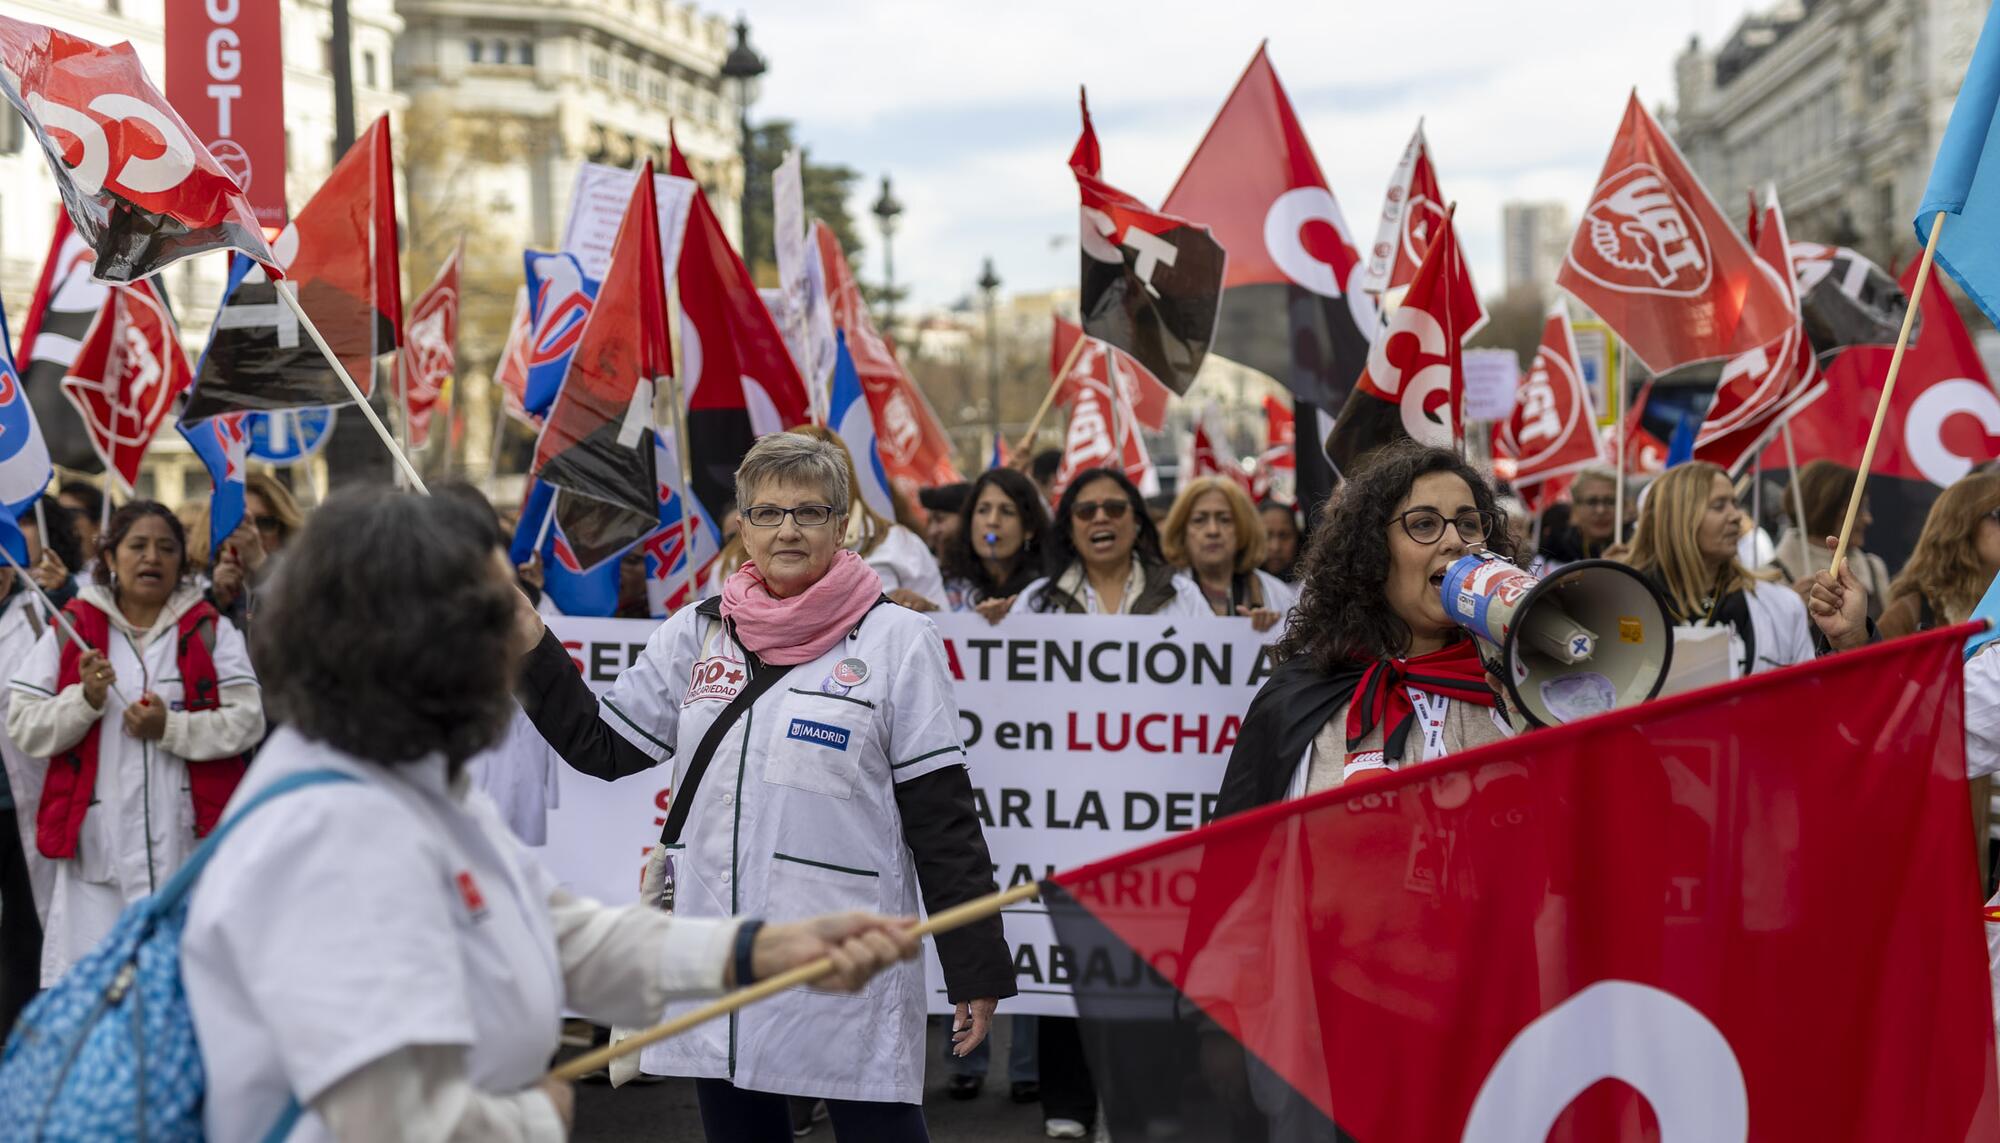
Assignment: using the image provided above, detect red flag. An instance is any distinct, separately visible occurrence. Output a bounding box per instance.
[1161,46,1377,412]
[1693,189,1823,473]
[1759,259,2000,567]
[59,278,190,493]
[1362,120,1488,338]
[183,115,402,420]
[815,221,961,487]
[1558,93,1792,372]
[494,287,535,426]
[1188,413,1231,480]
[400,242,461,449]
[1051,316,1171,430]
[19,209,109,471]
[1261,394,1295,471]
[1609,419,1670,477]
[533,160,672,570]
[1326,207,1468,471]
[1493,305,1605,487]
[1045,623,1998,1140]
[1052,331,1156,497]
[0,16,278,281]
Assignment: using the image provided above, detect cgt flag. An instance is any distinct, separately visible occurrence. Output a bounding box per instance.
[0,16,278,282]
[1071,89,1225,396]
[1043,623,1999,1142]
[1492,304,1605,489]
[1361,120,1487,337]
[1789,241,1914,358]
[60,278,190,494]
[400,242,462,450]
[1559,93,1792,373]
[183,115,402,420]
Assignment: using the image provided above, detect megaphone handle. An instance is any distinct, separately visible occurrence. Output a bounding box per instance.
[1478,653,1514,728]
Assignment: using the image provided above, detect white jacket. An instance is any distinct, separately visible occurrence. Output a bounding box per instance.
[0,588,55,919]
[864,524,947,606]
[5,581,264,982]
[1735,579,1818,677]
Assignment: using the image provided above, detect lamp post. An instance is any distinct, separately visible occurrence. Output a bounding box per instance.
[872,175,903,344]
[978,257,1002,451]
[720,15,766,257]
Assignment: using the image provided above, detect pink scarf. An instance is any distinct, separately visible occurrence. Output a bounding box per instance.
[720,549,883,664]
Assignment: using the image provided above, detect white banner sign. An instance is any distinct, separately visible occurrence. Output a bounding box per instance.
[560,161,698,284]
[529,613,1273,1017]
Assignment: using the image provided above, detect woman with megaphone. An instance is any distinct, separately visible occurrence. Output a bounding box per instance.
[1623,462,1869,680]
[1217,441,1521,817]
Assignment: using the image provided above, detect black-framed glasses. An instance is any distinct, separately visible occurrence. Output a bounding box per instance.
[1396,508,1496,546]
[741,504,838,528]
[1574,496,1617,511]
[1073,499,1131,522]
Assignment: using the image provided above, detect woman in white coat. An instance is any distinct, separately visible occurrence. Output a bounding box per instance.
[5,502,265,986]
[1160,476,1294,633]
[1622,462,1867,679]
[515,432,1013,1143]
[177,489,915,1142]
[791,425,948,610]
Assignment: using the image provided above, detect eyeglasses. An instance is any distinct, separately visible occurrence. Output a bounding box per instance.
[1396,508,1496,546]
[741,504,838,528]
[1072,499,1131,522]
[1574,496,1617,511]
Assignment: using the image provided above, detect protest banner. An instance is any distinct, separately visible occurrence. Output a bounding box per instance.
[532,613,1275,1017]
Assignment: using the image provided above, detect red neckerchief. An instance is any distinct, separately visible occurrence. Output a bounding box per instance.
[1346,640,1495,762]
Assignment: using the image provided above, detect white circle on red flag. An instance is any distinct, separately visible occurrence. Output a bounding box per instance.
[1263,186,1354,299]
[1906,378,2000,488]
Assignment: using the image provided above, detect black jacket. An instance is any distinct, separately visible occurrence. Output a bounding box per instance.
[1214,654,1371,821]
[516,601,1016,1004]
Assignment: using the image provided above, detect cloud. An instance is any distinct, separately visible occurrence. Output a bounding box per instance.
[745,0,1758,310]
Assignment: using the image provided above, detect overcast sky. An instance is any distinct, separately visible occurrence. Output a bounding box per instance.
[745,0,1762,313]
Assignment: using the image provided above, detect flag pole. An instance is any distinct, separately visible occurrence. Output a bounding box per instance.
[1831,211,1946,575]
[1782,422,1810,576]
[1612,334,1626,543]
[272,280,429,493]
[0,543,132,709]
[1013,334,1090,465]
[665,372,698,610]
[484,393,509,499]
[547,880,1044,1080]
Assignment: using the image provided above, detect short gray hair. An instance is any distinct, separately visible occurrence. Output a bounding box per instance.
[734,433,851,512]
[1571,465,1618,493]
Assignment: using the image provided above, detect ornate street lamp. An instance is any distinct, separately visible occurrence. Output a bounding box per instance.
[720,15,766,255]
[873,174,904,342]
[978,257,1002,449]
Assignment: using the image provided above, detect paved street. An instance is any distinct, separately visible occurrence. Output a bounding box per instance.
[571,1019,1048,1142]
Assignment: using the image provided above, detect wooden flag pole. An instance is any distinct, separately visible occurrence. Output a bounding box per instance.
[272,280,430,494]
[1013,334,1091,466]
[1782,422,1810,575]
[548,881,1044,1081]
[0,543,132,709]
[1831,211,1946,575]
[1612,337,1626,543]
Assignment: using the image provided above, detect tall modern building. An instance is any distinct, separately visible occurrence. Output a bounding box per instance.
[1500,201,1572,294]
[1671,0,1989,265]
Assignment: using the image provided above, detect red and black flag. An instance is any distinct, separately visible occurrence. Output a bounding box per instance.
[19,210,110,471]
[532,160,673,571]
[183,115,402,420]
[1789,240,1916,359]
[0,15,278,281]
[1041,624,1997,1141]
[1072,89,1224,396]
[1325,207,1468,472]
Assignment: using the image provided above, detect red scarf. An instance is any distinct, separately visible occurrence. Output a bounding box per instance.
[720,549,884,665]
[1345,640,1496,763]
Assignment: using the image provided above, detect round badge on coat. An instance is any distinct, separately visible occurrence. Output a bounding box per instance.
[833,658,869,687]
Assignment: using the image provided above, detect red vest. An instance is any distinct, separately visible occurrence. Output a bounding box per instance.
[35,599,250,860]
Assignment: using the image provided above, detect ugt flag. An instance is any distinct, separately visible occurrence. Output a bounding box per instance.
[400,241,461,449]
[1043,624,1998,1141]
[0,16,279,281]
[1917,0,2000,327]
[1492,304,1605,489]
[60,277,191,493]
[0,304,52,566]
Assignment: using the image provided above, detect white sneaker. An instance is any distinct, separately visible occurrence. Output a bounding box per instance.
[1044,1119,1088,1140]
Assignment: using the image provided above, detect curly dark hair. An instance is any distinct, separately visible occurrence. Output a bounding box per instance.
[1275,440,1515,669]
[1033,467,1163,609]
[252,488,516,767]
[939,467,1050,602]
[91,500,187,588]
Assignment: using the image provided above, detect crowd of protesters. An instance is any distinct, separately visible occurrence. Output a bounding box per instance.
[1,431,1996,1143]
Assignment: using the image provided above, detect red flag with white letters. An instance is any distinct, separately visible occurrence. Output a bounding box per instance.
[1045,623,1999,1141]
[1051,315,1171,431]
[1261,395,1295,471]
[1362,121,1487,337]
[400,241,461,449]
[0,15,279,281]
[1052,329,1156,498]
[1493,305,1605,488]
[59,278,190,493]
[1557,93,1792,372]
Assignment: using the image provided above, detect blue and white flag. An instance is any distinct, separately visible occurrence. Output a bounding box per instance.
[510,479,625,617]
[642,430,723,616]
[1968,570,2000,661]
[523,251,600,417]
[0,303,52,566]
[1917,1,2000,326]
[829,331,895,520]
[176,412,249,560]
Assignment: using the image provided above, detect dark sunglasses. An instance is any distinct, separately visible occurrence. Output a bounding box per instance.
[1072,499,1131,523]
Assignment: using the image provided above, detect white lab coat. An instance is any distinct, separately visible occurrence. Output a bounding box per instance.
[5,582,264,984]
[469,706,564,846]
[864,524,947,605]
[0,588,55,919]
[182,726,740,1143]
[1172,567,1298,620]
[599,600,966,1103]
[1734,580,1818,678]
[1009,562,1211,618]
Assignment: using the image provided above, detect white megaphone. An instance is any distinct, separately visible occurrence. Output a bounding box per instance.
[1439,552,1675,728]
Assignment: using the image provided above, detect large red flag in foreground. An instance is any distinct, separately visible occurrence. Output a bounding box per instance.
[1493,304,1605,488]
[1558,93,1792,373]
[1760,261,2000,569]
[1045,624,1997,1141]
[0,16,278,281]
[815,221,960,488]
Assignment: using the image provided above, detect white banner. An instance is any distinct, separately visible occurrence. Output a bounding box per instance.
[560,161,698,284]
[529,613,1273,1017]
